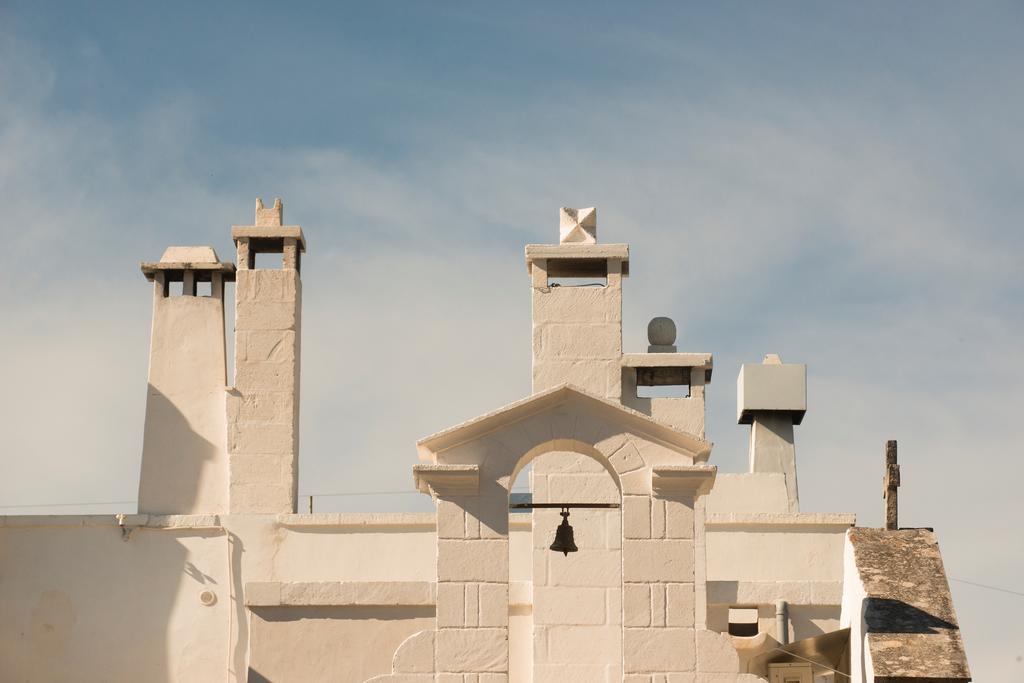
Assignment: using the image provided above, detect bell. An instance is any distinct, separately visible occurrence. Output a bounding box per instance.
[549,508,578,556]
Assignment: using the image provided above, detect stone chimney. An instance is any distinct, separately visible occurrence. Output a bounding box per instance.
[138,247,235,514]
[227,198,305,514]
[737,354,807,512]
[526,207,628,399]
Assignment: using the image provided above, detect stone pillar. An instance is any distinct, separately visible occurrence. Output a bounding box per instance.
[527,210,629,681]
[884,439,900,531]
[138,247,235,514]
[622,466,714,678]
[620,319,713,439]
[417,466,510,681]
[227,198,306,514]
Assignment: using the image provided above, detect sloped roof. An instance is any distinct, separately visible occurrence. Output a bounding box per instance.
[848,528,971,681]
[416,383,711,462]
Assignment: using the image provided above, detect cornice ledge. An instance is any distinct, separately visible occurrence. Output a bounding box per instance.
[651,465,717,497]
[413,464,480,497]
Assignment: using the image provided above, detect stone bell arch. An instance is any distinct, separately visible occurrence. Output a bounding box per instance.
[370,385,760,681]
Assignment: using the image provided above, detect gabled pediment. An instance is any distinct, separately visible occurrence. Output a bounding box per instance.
[416,384,711,464]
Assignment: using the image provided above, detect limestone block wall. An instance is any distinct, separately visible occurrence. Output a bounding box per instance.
[620,364,708,438]
[531,259,622,399]
[249,606,433,683]
[228,266,302,513]
[621,487,700,677]
[530,452,621,683]
[529,257,627,682]
[409,389,760,681]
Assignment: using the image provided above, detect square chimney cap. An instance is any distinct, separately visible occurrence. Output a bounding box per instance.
[525,243,629,277]
[141,245,236,281]
[737,360,807,424]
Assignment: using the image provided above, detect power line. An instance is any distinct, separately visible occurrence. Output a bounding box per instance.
[0,500,136,509]
[948,577,1024,597]
[303,489,528,499]
[305,491,415,497]
[0,488,534,509]
[763,647,850,678]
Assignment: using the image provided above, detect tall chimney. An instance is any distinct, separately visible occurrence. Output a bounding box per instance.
[227,198,305,514]
[737,354,807,512]
[138,247,235,514]
[527,207,627,399]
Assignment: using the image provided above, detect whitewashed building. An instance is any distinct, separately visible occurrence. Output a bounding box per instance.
[0,201,970,682]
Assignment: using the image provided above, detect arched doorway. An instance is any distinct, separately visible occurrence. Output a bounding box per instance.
[508,442,623,683]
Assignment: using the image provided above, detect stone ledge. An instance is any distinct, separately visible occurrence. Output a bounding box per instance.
[651,465,717,496]
[245,580,435,607]
[526,242,629,264]
[621,353,712,369]
[277,512,437,529]
[141,260,236,280]
[0,512,533,533]
[0,514,222,529]
[413,464,480,497]
[705,512,856,530]
[231,225,306,250]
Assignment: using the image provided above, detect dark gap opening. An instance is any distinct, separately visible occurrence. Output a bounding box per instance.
[728,622,759,637]
[728,607,759,637]
[635,367,690,398]
[548,277,607,288]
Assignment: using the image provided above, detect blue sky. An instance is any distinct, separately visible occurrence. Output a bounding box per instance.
[2,2,1022,678]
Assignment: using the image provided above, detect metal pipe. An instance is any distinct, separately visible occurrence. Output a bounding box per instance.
[776,599,789,645]
[508,502,620,509]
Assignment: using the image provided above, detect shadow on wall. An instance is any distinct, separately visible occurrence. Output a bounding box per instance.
[864,598,957,634]
[140,383,226,514]
[246,606,435,683]
[0,525,225,682]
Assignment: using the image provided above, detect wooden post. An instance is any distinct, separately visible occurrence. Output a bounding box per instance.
[884,440,900,530]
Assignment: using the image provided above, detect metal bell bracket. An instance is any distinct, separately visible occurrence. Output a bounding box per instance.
[508,502,620,556]
[507,503,620,510]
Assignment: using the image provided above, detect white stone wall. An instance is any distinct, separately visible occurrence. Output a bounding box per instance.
[0,517,229,682]
[228,267,302,514]
[531,452,621,683]
[530,259,622,400]
[839,532,871,683]
[0,506,849,679]
[138,273,229,514]
[0,514,504,683]
[705,514,852,644]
